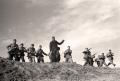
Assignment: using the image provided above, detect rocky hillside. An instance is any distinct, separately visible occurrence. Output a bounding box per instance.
[0,57,120,81]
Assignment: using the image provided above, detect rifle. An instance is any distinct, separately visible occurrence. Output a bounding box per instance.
[91,53,97,58]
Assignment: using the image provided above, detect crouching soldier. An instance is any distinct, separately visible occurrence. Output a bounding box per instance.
[106,49,116,67]
[7,39,19,61]
[96,53,107,67]
[36,45,48,63]
[19,43,27,62]
[64,46,73,63]
[27,44,36,63]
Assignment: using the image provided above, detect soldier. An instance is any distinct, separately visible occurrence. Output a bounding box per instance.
[82,48,91,66]
[36,45,48,63]
[19,43,27,62]
[49,36,64,62]
[97,53,107,67]
[106,50,116,67]
[27,44,36,63]
[7,39,19,61]
[89,53,96,66]
[64,46,73,63]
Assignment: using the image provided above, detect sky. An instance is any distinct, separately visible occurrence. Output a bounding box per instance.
[0,0,120,67]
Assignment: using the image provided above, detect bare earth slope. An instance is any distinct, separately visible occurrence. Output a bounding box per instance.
[0,57,120,81]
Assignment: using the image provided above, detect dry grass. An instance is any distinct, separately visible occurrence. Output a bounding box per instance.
[0,57,120,81]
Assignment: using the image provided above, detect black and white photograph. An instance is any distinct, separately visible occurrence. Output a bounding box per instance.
[0,0,120,81]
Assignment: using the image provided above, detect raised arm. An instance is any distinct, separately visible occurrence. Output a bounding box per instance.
[57,40,64,45]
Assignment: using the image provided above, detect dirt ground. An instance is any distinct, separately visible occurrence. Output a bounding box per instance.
[0,57,120,81]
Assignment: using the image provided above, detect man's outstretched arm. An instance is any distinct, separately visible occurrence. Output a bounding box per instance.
[57,40,64,45]
[43,50,48,56]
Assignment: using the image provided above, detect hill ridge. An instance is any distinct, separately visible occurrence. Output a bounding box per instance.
[0,57,120,81]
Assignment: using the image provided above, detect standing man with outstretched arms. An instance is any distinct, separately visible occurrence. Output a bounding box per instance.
[49,36,64,62]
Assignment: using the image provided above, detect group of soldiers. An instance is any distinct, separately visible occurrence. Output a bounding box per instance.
[83,48,116,67]
[7,37,115,67]
[7,37,73,63]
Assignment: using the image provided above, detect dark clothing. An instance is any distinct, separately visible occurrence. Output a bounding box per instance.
[7,43,19,54]
[7,43,19,61]
[107,52,115,66]
[106,52,114,58]
[64,49,72,58]
[49,40,64,51]
[98,55,105,61]
[97,55,107,67]
[95,58,101,67]
[83,50,91,59]
[27,47,36,56]
[36,49,47,57]
[27,47,36,62]
[19,47,27,62]
[64,49,73,63]
[37,57,44,63]
[49,40,64,62]
[36,49,47,63]
[8,54,14,60]
[49,51,60,62]
[20,56,25,62]
[19,47,27,56]
[83,50,92,66]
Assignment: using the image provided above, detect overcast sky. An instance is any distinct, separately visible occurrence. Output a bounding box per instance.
[0,0,120,67]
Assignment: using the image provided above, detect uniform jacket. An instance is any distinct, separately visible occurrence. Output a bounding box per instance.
[49,40,64,51]
[19,47,27,56]
[27,47,36,56]
[64,49,72,58]
[7,43,19,53]
[36,49,47,57]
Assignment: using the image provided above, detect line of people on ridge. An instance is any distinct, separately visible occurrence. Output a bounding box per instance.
[6,36,115,67]
[83,48,116,67]
[7,37,73,63]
